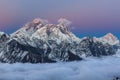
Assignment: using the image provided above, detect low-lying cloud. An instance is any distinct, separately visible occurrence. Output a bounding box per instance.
[0,56,120,80]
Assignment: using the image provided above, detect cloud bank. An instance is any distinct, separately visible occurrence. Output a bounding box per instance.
[0,56,120,80]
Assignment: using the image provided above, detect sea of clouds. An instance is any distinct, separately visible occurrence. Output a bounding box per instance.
[0,56,120,80]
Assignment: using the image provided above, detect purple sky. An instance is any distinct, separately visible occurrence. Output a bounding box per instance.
[0,0,120,38]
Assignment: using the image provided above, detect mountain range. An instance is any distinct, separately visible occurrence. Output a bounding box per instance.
[0,18,119,63]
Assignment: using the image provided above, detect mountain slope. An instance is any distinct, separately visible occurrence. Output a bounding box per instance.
[0,18,119,63]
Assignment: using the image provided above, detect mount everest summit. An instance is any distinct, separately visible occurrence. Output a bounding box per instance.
[0,18,119,63]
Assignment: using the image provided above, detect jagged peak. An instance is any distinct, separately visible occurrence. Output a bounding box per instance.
[103,33,117,39]
[103,33,118,40]
[14,18,71,33]
[11,18,48,37]
[13,18,72,34]
[10,18,80,45]
[93,33,119,45]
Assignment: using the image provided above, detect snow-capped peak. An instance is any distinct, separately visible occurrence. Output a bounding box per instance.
[10,18,80,46]
[32,21,80,44]
[10,18,49,42]
[10,18,48,46]
[102,33,118,41]
[94,33,119,45]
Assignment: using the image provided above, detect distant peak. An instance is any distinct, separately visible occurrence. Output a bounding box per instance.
[105,33,114,37]
[103,33,117,40]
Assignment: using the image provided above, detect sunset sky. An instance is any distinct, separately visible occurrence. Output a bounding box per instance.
[0,0,120,38]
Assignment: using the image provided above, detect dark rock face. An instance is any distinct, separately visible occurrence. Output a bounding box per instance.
[0,37,117,63]
[68,50,82,61]
[0,39,56,63]
[0,34,9,42]
[0,38,83,63]
[79,37,115,57]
